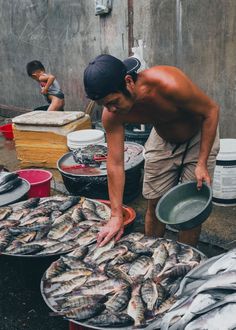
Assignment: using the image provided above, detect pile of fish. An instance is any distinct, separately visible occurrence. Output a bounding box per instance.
[155,247,236,329]
[41,233,205,328]
[0,172,22,194]
[0,196,110,256]
[72,144,107,165]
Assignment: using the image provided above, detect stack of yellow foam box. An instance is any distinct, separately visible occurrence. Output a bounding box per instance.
[12,111,91,168]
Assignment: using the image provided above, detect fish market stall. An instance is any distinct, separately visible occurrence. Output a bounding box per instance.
[0,196,111,257]
[0,195,135,290]
[40,233,207,329]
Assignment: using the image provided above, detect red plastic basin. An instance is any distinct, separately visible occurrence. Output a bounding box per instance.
[97,199,136,226]
[16,169,53,198]
[0,123,14,140]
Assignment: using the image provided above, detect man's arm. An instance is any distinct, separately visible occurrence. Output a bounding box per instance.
[162,67,220,187]
[96,108,125,246]
[39,73,55,94]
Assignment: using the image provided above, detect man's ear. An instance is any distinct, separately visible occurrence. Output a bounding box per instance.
[125,74,135,92]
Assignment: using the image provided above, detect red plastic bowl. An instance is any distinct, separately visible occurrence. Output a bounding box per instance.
[15,169,53,198]
[97,199,136,226]
[0,123,14,140]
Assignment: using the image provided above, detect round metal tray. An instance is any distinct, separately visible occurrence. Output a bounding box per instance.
[40,239,207,329]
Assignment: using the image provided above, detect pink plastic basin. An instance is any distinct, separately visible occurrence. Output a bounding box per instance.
[16,169,53,198]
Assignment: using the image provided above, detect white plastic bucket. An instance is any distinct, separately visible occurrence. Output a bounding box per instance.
[67,129,105,150]
[212,138,236,205]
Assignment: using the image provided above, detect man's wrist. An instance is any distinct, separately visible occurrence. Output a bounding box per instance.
[197,160,207,167]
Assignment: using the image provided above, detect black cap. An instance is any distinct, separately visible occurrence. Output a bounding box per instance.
[83,54,141,100]
[123,57,141,74]
[84,54,127,100]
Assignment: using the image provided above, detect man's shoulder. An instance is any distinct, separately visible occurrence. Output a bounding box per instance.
[140,66,190,95]
[142,65,184,79]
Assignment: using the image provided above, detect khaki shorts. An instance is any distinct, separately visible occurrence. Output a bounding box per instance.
[142,128,220,199]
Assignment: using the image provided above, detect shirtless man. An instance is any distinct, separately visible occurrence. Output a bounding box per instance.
[83,54,220,247]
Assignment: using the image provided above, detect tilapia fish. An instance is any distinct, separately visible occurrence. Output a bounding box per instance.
[0,229,12,251]
[60,303,105,320]
[87,310,134,327]
[0,172,19,186]
[0,196,114,256]
[105,288,131,312]
[40,233,203,327]
[0,177,22,194]
[78,278,129,296]
[127,284,146,327]
[47,219,73,240]
[0,206,12,221]
[60,294,107,310]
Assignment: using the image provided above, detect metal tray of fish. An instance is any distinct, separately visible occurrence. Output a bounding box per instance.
[40,234,207,329]
[0,195,111,258]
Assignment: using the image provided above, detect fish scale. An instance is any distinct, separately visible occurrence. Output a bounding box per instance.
[141,279,158,310]
[47,219,73,240]
[50,268,92,283]
[0,207,13,221]
[49,276,88,297]
[60,294,106,310]
[62,303,105,320]
[128,255,153,278]
[105,288,131,312]
[88,310,134,327]
[0,229,12,251]
[96,246,128,265]
[79,278,129,296]
[127,285,146,327]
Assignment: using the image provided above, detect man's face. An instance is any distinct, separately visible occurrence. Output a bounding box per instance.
[99,92,134,114]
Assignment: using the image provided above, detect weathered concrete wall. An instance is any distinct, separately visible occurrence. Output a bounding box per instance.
[0,0,236,137]
[0,0,128,110]
[133,0,236,138]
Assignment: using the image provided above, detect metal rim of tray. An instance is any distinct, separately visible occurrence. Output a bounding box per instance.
[0,178,31,207]
[1,197,111,258]
[40,238,207,330]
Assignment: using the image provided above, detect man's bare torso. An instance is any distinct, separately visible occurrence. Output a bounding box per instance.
[112,66,204,143]
[121,97,202,144]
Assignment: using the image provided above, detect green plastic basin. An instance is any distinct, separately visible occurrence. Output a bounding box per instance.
[156,181,212,230]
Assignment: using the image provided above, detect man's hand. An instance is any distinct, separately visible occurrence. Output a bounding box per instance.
[41,87,48,95]
[97,215,124,247]
[195,163,211,189]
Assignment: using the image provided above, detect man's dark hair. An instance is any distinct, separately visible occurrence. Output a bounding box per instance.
[26,60,45,76]
[118,72,138,98]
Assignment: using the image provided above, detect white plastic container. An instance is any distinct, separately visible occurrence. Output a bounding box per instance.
[67,129,105,150]
[212,138,236,205]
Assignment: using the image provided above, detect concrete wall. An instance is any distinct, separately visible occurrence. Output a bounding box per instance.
[0,0,128,110]
[133,0,236,138]
[0,0,236,137]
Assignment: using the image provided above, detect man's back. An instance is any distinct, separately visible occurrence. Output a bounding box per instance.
[103,65,214,143]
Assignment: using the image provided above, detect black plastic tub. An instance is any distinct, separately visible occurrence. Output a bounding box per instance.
[125,124,152,146]
[57,142,144,203]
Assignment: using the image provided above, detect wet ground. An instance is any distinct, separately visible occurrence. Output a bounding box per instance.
[0,115,231,330]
